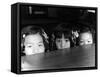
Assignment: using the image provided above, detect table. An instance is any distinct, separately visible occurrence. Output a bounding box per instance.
[21,44,96,71]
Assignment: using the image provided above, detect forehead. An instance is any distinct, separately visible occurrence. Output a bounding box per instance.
[24,33,43,44]
[80,32,92,40]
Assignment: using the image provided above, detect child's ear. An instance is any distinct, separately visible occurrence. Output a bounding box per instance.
[21,43,23,48]
[21,42,26,56]
[21,40,25,51]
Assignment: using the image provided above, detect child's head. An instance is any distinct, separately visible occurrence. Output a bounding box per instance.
[52,31,72,50]
[79,26,94,46]
[50,23,74,50]
[79,31,93,46]
[23,33,45,55]
[21,25,48,55]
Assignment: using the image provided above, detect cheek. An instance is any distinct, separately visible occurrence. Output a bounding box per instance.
[65,41,70,46]
[55,42,61,49]
[56,42,61,48]
[24,47,33,55]
[80,43,84,45]
[39,46,45,50]
[25,47,32,51]
[38,45,45,52]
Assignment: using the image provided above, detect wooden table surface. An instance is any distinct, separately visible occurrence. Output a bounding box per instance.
[22,44,95,70]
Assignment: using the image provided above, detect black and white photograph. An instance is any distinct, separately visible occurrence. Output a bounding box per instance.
[11,2,97,74]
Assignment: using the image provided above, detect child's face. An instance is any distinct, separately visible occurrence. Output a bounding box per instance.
[55,34,70,49]
[79,32,93,46]
[24,33,45,55]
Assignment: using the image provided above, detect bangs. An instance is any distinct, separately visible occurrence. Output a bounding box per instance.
[54,31,63,38]
[54,31,72,39]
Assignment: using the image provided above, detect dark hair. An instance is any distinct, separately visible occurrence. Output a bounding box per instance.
[21,25,49,56]
[54,31,72,39]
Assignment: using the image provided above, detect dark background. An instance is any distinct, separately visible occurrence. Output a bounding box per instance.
[20,4,97,35]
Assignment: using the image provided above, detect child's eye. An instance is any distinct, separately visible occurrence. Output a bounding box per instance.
[65,39,69,42]
[88,41,91,43]
[28,45,32,48]
[57,39,61,42]
[26,44,33,48]
[38,44,43,47]
[80,41,84,43]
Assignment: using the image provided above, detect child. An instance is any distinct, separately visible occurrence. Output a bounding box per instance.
[50,23,74,50]
[21,25,49,70]
[53,31,73,50]
[79,26,94,46]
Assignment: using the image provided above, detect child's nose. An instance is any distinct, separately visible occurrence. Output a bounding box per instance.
[61,40,66,48]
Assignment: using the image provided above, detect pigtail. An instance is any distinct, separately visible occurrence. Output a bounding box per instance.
[41,29,49,44]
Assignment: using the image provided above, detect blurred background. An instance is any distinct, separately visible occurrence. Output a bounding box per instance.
[20,4,97,35]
